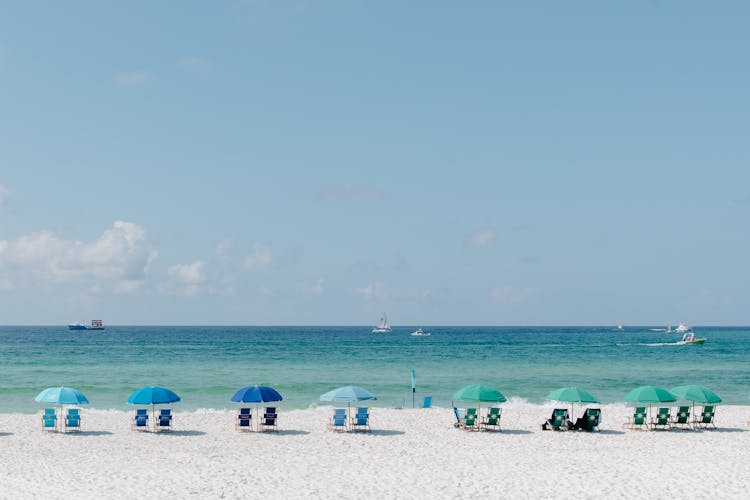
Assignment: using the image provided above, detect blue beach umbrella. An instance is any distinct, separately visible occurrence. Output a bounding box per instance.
[127,386,181,405]
[35,386,90,405]
[320,386,376,403]
[231,385,283,403]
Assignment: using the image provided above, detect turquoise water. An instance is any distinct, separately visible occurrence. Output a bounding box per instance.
[1,326,748,413]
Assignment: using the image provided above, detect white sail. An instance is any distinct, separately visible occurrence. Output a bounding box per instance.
[372,312,392,333]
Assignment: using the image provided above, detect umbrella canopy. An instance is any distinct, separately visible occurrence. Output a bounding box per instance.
[127,386,181,405]
[546,387,598,403]
[35,387,89,405]
[624,386,676,404]
[453,385,507,402]
[320,386,376,403]
[671,385,722,404]
[231,385,283,403]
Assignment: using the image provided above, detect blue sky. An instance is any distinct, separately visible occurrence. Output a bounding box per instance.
[1,1,748,325]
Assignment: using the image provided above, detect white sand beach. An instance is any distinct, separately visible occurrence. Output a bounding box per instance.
[1,403,749,499]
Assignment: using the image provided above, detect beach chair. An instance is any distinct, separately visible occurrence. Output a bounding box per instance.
[461,408,479,431]
[543,409,570,431]
[693,405,716,430]
[235,407,253,431]
[351,407,371,432]
[480,407,502,431]
[624,407,648,430]
[422,396,432,409]
[42,408,57,432]
[650,407,671,430]
[155,408,173,432]
[329,408,348,432]
[64,408,81,432]
[573,408,601,432]
[259,407,278,432]
[132,409,149,431]
[671,406,692,430]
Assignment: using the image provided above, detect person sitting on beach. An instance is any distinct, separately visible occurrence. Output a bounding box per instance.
[541,409,572,430]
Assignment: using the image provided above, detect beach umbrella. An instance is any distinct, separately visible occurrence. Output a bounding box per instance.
[625,386,676,421]
[231,385,283,403]
[453,385,506,416]
[624,386,676,404]
[320,386,376,403]
[127,386,181,426]
[670,385,721,404]
[546,387,598,420]
[35,386,90,405]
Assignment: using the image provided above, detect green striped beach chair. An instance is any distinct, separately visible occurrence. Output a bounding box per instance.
[671,406,692,430]
[480,407,502,431]
[650,407,671,430]
[461,408,479,431]
[693,405,716,430]
[624,407,648,430]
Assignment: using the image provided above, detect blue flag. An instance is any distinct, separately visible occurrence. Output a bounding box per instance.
[411,368,416,393]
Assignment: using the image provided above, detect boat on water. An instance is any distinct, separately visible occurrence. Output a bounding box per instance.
[411,327,431,337]
[68,320,105,331]
[675,323,691,333]
[372,313,392,333]
[675,331,705,345]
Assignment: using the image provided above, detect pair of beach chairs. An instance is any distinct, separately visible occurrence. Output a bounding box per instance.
[624,406,716,431]
[132,408,174,432]
[41,408,81,432]
[329,407,371,432]
[541,408,601,431]
[236,407,278,432]
[453,407,502,431]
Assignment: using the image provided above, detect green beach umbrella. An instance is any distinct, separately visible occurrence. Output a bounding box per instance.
[453,385,507,403]
[546,387,598,420]
[671,385,721,404]
[624,386,676,404]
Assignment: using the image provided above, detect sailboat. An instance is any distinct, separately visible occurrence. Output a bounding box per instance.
[372,312,392,333]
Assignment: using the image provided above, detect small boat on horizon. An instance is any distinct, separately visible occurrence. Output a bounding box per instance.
[68,320,105,331]
[372,313,392,333]
[675,323,692,333]
[411,327,431,337]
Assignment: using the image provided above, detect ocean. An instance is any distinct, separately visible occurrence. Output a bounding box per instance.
[1,326,748,412]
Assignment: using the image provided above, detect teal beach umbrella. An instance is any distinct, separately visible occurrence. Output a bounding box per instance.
[35,386,89,405]
[320,386,376,419]
[670,385,721,404]
[453,385,506,415]
[624,386,676,404]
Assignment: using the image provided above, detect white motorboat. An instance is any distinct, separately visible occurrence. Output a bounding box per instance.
[675,323,691,333]
[675,331,705,345]
[372,312,392,333]
[411,327,431,337]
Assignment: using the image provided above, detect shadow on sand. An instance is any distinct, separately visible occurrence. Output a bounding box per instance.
[368,429,405,437]
[496,429,533,435]
[157,430,207,436]
[597,430,626,435]
[0,432,13,437]
[73,431,114,436]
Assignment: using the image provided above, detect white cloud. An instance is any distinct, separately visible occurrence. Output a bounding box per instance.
[472,229,495,247]
[0,220,156,292]
[355,282,388,301]
[244,244,272,269]
[166,260,206,296]
[317,185,383,203]
[176,57,209,71]
[113,71,154,86]
[490,286,536,306]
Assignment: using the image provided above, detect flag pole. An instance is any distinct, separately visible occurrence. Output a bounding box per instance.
[411,369,416,408]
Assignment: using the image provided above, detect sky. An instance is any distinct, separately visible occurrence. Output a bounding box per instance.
[1,1,749,325]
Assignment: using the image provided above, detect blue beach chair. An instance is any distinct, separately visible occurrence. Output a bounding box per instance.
[155,408,173,432]
[351,407,370,432]
[259,407,278,432]
[42,408,57,432]
[65,408,81,432]
[132,408,149,431]
[329,408,348,432]
[236,407,253,431]
[422,396,432,409]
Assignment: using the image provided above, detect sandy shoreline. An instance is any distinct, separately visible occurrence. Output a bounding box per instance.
[1,404,749,498]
